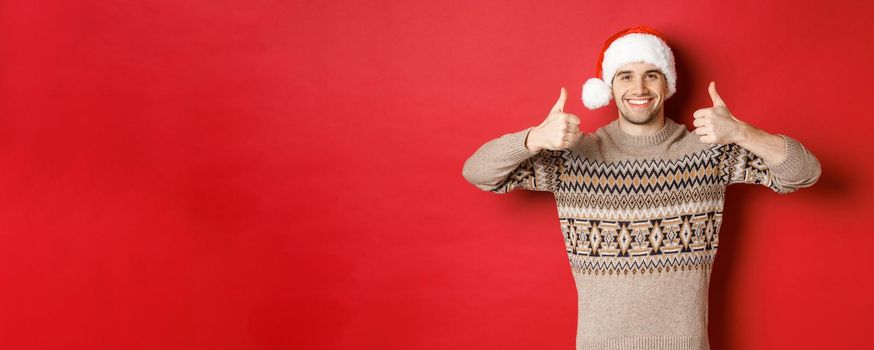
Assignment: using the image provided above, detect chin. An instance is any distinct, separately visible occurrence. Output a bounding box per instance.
[619,109,657,125]
[623,115,656,125]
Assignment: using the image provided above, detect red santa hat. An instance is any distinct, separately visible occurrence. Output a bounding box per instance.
[581,25,677,110]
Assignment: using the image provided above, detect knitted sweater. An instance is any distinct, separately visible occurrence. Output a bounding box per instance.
[461,118,821,350]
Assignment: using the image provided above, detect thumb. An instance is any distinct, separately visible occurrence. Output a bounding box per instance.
[708,81,727,107]
[551,87,568,113]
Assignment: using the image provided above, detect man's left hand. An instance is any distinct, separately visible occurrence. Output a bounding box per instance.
[692,81,751,144]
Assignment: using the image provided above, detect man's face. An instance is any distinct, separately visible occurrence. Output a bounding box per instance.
[611,62,668,125]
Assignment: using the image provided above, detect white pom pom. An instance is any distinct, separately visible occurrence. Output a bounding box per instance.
[582,78,612,110]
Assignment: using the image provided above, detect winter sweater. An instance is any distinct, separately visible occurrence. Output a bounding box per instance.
[461,118,821,350]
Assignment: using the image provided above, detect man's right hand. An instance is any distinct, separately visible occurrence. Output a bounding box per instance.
[525,87,582,152]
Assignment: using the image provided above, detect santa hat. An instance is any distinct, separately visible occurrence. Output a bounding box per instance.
[581,25,677,110]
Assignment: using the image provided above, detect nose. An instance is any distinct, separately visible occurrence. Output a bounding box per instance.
[632,77,649,95]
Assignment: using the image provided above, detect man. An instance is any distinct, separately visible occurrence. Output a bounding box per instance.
[461,25,820,350]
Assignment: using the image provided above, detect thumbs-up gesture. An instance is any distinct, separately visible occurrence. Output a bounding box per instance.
[526,87,583,152]
[692,81,751,144]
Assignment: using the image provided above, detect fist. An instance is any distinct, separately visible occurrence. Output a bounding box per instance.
[526,87,582,152]
[692,81,750,144]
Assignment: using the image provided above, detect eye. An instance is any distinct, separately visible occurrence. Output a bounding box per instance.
[647,73,659,79]
[620,75,630,81]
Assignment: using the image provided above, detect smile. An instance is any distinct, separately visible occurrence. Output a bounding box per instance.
[625,98,654,108]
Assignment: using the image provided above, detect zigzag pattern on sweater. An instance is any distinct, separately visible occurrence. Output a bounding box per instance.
[488,143,775,194]
[569,249,716,275]
[558,148,724,195]
[555,185,724,221]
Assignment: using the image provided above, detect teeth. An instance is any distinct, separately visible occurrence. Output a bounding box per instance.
[628,99,651,105]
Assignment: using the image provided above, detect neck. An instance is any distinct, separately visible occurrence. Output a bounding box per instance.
[603,115,678,148]
[617,114,666,136]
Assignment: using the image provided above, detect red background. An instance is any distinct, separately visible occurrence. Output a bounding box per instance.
[1,0,872,349]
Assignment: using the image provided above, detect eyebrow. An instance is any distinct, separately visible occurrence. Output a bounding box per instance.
[616,69,662,76]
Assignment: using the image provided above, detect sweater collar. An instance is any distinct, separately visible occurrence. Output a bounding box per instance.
[604,118,680,147]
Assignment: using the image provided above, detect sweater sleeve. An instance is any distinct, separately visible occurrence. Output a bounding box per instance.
[462,127,564,193]
[719,134,821,194]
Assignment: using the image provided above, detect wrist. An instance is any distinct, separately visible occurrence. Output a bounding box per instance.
[735,121,757,144]
[525,126,542,153]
